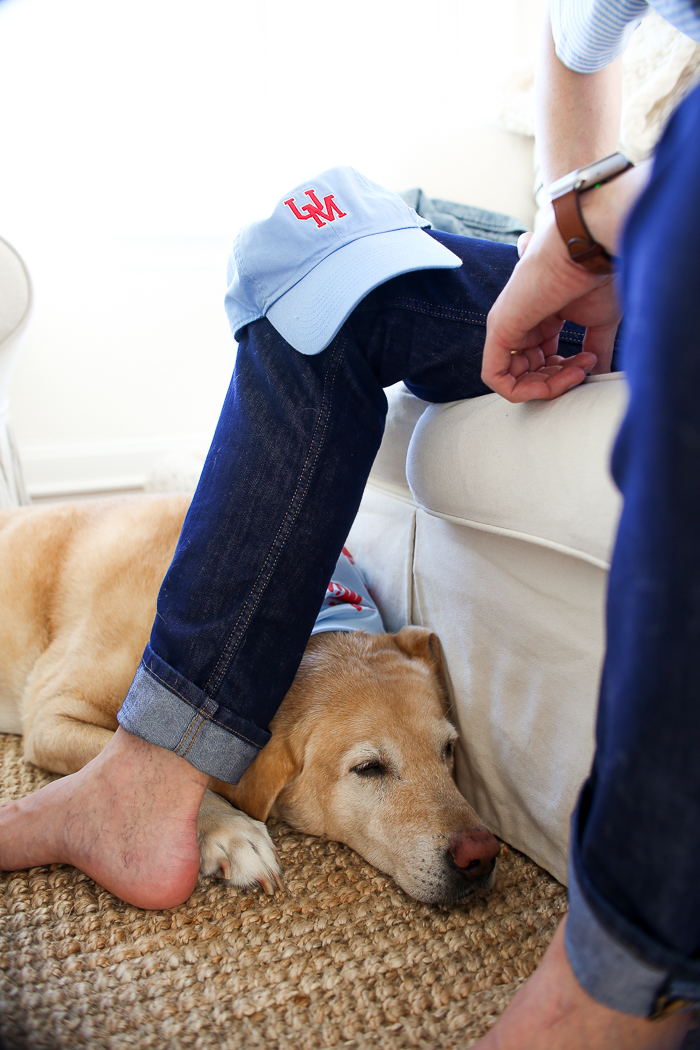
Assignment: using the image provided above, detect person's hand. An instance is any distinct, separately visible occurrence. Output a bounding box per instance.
[481,213,621,403]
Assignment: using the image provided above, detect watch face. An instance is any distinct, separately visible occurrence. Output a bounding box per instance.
[549,152,630,199]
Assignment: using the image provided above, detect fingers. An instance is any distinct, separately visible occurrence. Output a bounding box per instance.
[485,351,598,403]
[509,346,546,377]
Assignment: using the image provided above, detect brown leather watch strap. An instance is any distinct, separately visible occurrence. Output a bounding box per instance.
[552,189,613,275]
[648,993,700,1022]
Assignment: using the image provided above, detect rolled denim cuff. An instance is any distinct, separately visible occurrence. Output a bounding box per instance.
[566,860,700,1018]
[117,646,270,784]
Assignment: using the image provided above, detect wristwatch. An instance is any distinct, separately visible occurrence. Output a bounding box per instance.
[548,152,633,274]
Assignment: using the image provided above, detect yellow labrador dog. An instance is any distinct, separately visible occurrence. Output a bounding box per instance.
[0,496,499,907]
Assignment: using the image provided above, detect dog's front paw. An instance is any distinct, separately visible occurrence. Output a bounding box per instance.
[197,788,283,894]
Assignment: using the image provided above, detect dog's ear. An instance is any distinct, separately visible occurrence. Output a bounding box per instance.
[393,625,445,690]
[211,733,300,822]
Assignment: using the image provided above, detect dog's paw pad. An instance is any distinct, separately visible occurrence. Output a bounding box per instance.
[197,803,283,893]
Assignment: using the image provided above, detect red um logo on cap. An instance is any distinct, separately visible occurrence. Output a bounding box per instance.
[284,189,347,228]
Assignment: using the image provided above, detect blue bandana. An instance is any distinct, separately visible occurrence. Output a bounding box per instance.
[312,548,384,636]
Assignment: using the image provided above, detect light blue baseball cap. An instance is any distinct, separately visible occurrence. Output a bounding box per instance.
[224,166,462,355]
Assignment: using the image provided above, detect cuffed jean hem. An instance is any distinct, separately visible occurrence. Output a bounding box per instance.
[116,648,270,784]
[566,859,700,1018]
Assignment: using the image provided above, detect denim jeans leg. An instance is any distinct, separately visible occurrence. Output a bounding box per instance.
[566,84,700,1016]
[118,229,593,782]
[120,231,588,782]
[118,320,382,782]
[117,233,517,778]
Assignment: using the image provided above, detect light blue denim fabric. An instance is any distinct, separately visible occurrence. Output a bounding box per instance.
[567,862,700,1018]
[118,659,267,785]
[399,189,529,245]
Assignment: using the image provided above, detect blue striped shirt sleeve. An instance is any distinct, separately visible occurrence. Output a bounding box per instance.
[551,0,700,72]
[554,0,700,71]
[551,0,650,72]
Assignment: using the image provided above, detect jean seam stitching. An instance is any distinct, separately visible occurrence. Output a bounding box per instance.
[180,715,208,759]
[352,297,585,342]
[178,712,203,754]
[204,334,347,697]
[140,661,262,749]
[203,342,336,693]
[353,297,488,323]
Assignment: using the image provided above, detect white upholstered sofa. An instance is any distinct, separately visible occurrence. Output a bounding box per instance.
[347,375,628,885]
[344,9,700,888]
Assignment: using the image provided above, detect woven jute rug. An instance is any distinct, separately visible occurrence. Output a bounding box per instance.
[0,732,568,1050]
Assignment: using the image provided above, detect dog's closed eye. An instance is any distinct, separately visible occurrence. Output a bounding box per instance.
[443,738,456,763]
[350,759,386,778]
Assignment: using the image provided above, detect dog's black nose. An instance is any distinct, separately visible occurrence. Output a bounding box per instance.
[448,829,500,881]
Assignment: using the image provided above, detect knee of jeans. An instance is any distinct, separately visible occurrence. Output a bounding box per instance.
[234,317,348,419]
[232,321,310,390]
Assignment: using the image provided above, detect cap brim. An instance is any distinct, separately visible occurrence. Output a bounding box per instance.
[266,227,462,355]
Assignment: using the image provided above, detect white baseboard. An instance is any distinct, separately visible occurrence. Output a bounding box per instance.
[19,433,212,499]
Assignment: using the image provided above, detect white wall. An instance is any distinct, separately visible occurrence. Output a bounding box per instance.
[0,0,545,496]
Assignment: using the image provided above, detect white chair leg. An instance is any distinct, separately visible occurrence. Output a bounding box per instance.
[0,416,30,508]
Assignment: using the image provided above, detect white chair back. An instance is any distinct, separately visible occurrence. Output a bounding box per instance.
[0,236,32,507]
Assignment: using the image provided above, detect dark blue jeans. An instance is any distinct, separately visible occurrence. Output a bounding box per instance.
[119,235,589,778]
[118,81,700,1017]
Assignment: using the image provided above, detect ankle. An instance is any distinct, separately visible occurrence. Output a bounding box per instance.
[478,920,693,1050]
[103,728,210,793]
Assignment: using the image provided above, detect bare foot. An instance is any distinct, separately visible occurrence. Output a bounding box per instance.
[0,728,209,909]
[475,918,691,1050]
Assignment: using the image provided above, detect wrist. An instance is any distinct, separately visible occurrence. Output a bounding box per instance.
[549,152,632,273]
[579,161,651,256]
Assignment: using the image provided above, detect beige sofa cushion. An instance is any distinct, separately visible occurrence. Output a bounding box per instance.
[407,374,627,569]
[371,383,429,491]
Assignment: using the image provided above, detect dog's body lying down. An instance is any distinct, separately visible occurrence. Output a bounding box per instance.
[0,495,499,907]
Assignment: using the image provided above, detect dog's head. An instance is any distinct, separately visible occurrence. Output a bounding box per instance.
[227,627,499,907]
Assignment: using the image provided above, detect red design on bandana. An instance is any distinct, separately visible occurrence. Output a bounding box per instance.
[327,582,363,611]
[341,547,355,564]
[284,190,347,228]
